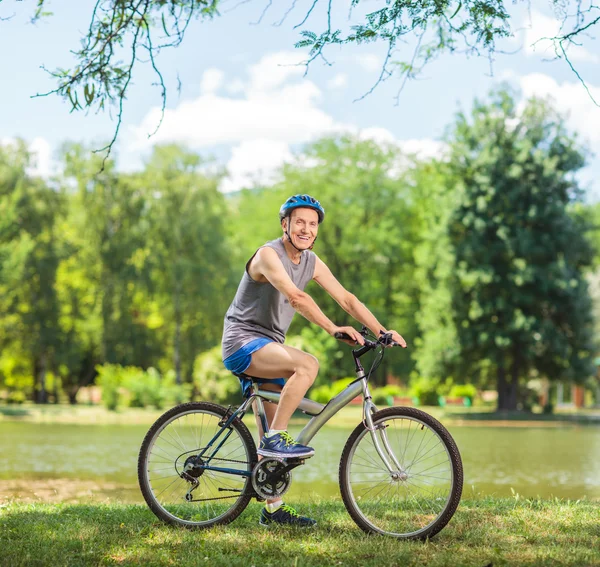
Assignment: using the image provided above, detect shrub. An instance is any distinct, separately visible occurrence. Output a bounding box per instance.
[308,377,356,404]
[410,376,440,406]
[309,385,332,404]
[193,346,241,405]
[448,384,477,404]
[371,388,393,405]
[96,364,191,410]
[96,364,122,411]
[6,390,26,405]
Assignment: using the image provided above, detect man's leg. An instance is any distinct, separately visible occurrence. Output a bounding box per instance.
[245,342,319,432]
[245,343,319,527]
[252,382,281,509]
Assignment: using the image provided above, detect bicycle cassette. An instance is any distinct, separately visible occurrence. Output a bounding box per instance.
[251,458,292,499]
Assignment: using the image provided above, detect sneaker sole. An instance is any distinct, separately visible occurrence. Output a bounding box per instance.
[259,519,317,528]
[257,448,315,458]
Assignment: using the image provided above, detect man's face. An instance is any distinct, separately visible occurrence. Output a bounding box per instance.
[283,208,319,250]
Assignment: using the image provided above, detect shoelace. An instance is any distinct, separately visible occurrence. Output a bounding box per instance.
[278,431,298,447]
[280,504,300,518]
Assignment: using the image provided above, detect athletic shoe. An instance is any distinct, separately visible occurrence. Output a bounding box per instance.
[257,431,315,458]
[259,504,317,528]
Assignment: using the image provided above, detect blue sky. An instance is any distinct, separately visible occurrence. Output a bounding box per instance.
[1,0,599,197]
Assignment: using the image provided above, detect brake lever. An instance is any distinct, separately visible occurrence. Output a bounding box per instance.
[378,331,394,346]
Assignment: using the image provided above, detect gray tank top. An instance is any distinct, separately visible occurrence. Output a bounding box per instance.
[221,238,316,360]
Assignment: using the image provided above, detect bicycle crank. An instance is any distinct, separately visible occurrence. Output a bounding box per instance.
[251,457,302,499]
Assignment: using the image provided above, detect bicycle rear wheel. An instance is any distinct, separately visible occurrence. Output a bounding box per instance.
[339,406,462,539]
[138,402,257,528]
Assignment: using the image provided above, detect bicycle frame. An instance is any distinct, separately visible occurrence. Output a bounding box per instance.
[195,370,404,480]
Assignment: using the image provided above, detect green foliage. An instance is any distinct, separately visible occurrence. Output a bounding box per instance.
[371,388,393,405]
[95,364,189,411]
[410,376,442,406]
[448,384,477,402]
[309,377,356,404]
[95,364,122,411]
[193,346,241,406]
[414,87,596,410]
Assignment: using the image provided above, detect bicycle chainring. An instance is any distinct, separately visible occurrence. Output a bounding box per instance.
[251,458,291,499]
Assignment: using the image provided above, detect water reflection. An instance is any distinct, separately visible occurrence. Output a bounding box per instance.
[1,421,599,502]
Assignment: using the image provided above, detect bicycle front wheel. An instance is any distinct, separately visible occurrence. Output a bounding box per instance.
[339,407,463,539]
[138,402,257,528]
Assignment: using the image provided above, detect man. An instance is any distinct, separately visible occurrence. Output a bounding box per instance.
[221,194,406,527]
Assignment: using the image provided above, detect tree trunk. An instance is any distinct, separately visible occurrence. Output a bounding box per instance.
[174,282,182,386]
[37,353,48,404]
[68,363,97,405]
[496,357,507,410]
[496,350,519,411]
[508,347,520,410]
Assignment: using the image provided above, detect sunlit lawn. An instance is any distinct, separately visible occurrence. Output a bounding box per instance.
[1,497,599,567]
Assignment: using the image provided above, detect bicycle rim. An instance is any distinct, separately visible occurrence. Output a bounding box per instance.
[139,406,254,527]
[342,410,461,538]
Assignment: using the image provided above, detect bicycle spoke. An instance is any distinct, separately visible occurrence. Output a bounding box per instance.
[343,411,459,538]
[141,405,254,527]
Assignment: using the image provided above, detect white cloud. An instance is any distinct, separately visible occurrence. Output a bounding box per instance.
[28,137,54,178]
[247,51,306,93]
[200,68,224,94]
[131,51,345,150]
[521,10,599,63]
[397,138,447,160]
[221,139,293,193]
[354,54,381,72]
[351,126,446,160]
[130,51,445,192]
[226,78,246,95]
[357,127,397,146]
[518,72,600,145]
[1,136,56,178]
[327,73,348,90]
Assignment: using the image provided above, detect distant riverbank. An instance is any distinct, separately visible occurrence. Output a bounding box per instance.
[2,402,600,427]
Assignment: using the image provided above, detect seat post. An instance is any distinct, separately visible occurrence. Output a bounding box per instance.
[251,382,270,435]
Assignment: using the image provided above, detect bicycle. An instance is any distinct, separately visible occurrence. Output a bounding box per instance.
[138,328,463,539]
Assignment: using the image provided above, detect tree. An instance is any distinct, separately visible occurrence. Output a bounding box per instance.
[139,144,234,385]
[0,141,63,403]
[10,0,597,160]
[414,88,596,411]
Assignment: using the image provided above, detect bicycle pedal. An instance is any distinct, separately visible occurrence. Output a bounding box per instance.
[283,457,306,465]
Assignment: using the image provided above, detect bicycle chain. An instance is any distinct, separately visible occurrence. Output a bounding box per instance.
[208,456,251,465]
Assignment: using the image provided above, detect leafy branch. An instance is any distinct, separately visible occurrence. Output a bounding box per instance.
[7,0,600,159]
[30,0,219,167]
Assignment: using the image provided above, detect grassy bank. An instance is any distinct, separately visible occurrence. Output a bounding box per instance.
[1,498,599,567]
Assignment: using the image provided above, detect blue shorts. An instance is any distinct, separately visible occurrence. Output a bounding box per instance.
[223,338,285,398]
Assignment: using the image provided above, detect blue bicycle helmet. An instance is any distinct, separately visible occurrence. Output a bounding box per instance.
[279,194,325,224]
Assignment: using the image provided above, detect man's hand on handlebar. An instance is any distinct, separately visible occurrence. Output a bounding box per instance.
[331,326,365,346]
[381,329,407,349]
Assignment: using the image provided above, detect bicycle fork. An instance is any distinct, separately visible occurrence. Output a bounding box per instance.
[360,376,408,481]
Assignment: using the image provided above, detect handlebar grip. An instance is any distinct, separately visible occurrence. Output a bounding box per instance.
[334,331,354,342]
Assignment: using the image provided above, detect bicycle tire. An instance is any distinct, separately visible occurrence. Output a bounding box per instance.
[339,406,463,539]
[138,401,257,528]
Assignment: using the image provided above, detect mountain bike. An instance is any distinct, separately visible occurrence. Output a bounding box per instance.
[138,328,463,539]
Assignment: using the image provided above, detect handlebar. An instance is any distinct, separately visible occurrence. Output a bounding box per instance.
[333,330,398,349]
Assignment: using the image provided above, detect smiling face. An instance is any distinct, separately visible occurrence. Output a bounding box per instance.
[282,207,319,250]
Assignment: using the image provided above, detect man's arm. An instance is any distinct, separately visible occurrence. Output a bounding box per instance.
[254,248,364,344]
[313,256,385,335]
[313,255,407,347]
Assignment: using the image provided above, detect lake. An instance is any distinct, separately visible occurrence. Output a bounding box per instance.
[1,420,599,502]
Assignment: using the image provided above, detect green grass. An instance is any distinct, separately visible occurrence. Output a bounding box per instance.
[1,498,599,566]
